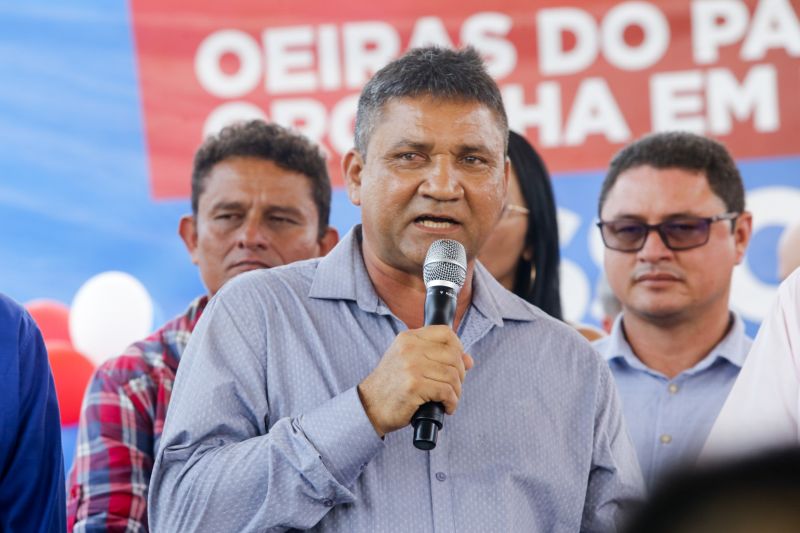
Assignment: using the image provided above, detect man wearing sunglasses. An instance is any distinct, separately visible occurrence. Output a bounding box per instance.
[592,131,753,489]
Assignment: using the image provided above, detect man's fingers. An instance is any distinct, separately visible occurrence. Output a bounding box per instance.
[409,325,463,350]
[426,382,459,415]
[418,347,467,381]
[462,352,474,370]
[421,363,462,399]
[364,329,472,436]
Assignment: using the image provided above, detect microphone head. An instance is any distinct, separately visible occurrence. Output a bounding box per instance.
[423,239,467,290]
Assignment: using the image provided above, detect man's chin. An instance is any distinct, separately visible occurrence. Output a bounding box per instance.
[630,302,689,326]
[408,230,475,259]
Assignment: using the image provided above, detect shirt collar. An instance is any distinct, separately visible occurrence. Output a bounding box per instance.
[710,312,750,368]
[470,260,538,326]
[186,294,209,324]
[308,225,385,314]
[309,225,538,325]
[161,294,209,368]
[602,311,751,374]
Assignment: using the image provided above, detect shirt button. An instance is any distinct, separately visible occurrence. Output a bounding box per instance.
[322,499,334,507]
[668,383,679,394]
[660,434,673,444]
[435,472,447,482]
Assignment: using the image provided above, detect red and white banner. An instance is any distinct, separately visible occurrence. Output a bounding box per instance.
[131,0,800,198]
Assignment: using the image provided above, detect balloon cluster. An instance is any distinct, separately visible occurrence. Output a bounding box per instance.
[26,271,154,425]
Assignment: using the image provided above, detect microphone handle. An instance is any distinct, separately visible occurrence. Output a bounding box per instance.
[412,285,457,451]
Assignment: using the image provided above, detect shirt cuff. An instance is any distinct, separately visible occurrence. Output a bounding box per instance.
[297,386,385,488]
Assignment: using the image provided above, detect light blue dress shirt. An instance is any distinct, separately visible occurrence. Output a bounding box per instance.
[594,313,751,489]
[149,227,643,532]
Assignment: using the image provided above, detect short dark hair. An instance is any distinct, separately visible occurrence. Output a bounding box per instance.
[598,132,745,216]
[191,120,331,236]
[508,131,563,320]
[354,46,508,155]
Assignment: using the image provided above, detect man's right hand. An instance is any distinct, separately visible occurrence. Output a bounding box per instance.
[357,325,474,438]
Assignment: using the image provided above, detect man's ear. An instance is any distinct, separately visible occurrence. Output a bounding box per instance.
[178,214,200,265]
[733,211,753,265]
[317,226,340,256]
[343,149,365,207]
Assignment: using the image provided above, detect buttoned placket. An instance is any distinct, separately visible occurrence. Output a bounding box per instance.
[658,378,680,449]
[427,435,456,533]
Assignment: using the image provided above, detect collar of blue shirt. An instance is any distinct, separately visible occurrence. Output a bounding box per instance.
[308,225,538,328]
[598,311,751,376]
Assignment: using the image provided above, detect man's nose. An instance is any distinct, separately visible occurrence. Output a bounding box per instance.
[237,215,270,249]
[637,227,673,262]
[419,158,463,201]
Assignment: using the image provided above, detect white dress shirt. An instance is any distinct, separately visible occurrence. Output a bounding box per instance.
[703,268,800,459]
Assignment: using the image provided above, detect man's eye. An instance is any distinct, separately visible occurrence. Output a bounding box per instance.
[268,216,296,225]
[667,222,702,232]
[664,221,707,240]
[215,213,241,221]
[613,223,644,235]
[398,153,421,161]
[462,155,486,165]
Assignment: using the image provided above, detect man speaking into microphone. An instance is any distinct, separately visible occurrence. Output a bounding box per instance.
[149,46,643,532]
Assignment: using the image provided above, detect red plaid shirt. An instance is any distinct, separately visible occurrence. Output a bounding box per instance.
[67,296,208,532]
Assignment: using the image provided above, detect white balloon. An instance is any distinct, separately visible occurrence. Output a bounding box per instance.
[69,271,154,366]
[557,207,581,247]
[557,207,593,323]
[561,260,591,324]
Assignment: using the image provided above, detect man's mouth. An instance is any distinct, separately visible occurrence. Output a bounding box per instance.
[635,271,680,282]
[231,260,271,270]
[415,215,459,229]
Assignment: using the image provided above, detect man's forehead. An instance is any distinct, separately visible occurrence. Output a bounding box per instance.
[198,159,314,207]
[609,166,713,197]
[373,97,505,144]
[203,157,311,187]
[604,167,726,217]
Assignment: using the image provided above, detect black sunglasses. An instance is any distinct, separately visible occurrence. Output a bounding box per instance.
[597,212,740,252]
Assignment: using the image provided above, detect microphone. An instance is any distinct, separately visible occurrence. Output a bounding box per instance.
[412,239,467,451]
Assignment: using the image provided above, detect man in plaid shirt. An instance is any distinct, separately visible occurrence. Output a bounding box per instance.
[66,120,339,532]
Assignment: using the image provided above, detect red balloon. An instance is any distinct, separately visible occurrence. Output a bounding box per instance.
[47,341,96,426]
[26,299,72,345]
